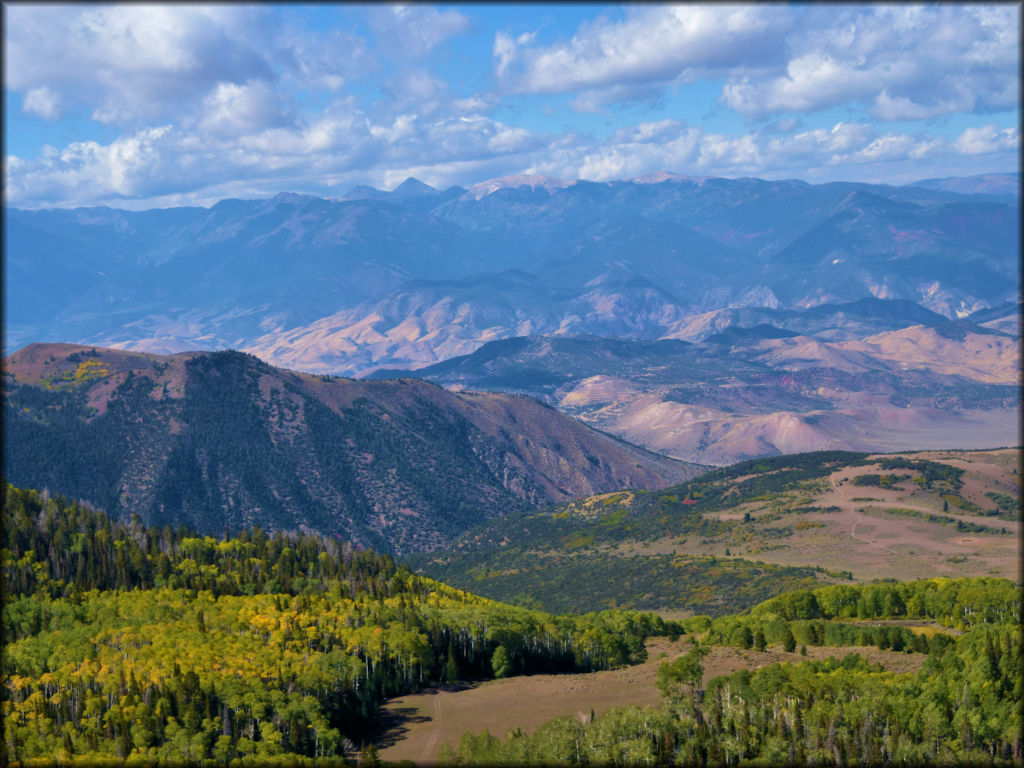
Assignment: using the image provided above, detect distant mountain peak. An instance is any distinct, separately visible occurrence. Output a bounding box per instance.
[389,177,443,200]
[342,184,380,199]
[630,171,709,185]
[269,191,321,206]
[395,177,434,192]
[465,174,576,200]
[341,177,443,203]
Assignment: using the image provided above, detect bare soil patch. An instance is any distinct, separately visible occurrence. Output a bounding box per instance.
[373,638,924,765]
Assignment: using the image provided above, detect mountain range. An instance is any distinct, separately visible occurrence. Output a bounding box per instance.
[367,307,1020,464]
[6,172,1019,378]
[2,342,698,553]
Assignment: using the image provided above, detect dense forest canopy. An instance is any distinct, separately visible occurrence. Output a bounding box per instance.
[2,483,1020,765]
[2,485,673,764]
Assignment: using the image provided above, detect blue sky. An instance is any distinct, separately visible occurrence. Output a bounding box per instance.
[3,3,1019,209]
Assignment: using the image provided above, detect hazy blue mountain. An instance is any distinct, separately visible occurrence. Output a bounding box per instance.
[763,191,1019,315]
[909,172,1019,203]
[341,176,467,213]
[5,174,1018,374]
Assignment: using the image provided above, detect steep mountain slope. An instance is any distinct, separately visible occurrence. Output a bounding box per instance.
[763,192,1019,316]
[2,343,699,553]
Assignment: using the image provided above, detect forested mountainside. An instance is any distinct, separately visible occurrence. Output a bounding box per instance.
[408,449,1021,615]
[7,174,1019,375]
[3,484,1019,766]
[2,344,697,554]
[2,484,674,764]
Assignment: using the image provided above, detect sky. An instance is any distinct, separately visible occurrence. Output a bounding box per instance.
[3,3,1020,210]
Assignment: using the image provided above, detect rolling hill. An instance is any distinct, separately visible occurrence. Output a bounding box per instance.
[406,448,1021,616]
[368,321,1020,464]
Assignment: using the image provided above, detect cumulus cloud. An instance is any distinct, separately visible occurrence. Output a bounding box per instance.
[563,119,1009,186]
[719,5,1019,121]
[3,104,553,209]
[3,4,1018,209]
[496,4,1018,121]
[6,126,174,204]
[274,27,375,92]
[199,81,292,137]
[497,5,790,105]
[6,5,275,127]
[953,125,1021,156]
[22,87,61,120]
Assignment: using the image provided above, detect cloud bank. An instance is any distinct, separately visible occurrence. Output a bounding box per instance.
[4,4,1018,209]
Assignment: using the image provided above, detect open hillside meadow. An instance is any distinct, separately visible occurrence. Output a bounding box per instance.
[407,449,1021,617]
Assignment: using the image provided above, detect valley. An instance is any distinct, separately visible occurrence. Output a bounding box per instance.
[6,175,1019,377]
[2,172,1020,768]
[4,484,1018,765]
[4,2,1021,762]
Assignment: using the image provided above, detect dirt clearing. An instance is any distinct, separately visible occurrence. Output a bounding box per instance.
[373,638,925,764]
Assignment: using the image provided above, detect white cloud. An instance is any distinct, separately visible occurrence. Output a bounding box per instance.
[453,94,498,115]
[199,81,292,137]
[719,5,1019,121]
[7,109,1019,210]
[274,27,374,92]
[22,87,61,120]
[493,32,518,80]
[3,5,1018,209]
[495,5,1018,121]
[5,126,174,204]
[5,5,275,127]
[721,53,879,117]
[368,5,470,59]
[871,90,973,122]
[497,5,790,110]
[3,102,556,209]
[953,125,1020,156]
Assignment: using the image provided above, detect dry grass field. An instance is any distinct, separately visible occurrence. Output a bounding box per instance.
[374,636,927,764]
[651,448,1020,583]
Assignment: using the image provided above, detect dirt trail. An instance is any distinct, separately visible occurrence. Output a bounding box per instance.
[420,693,443,762]
[828,474,899,556]
[850,509,899,555]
